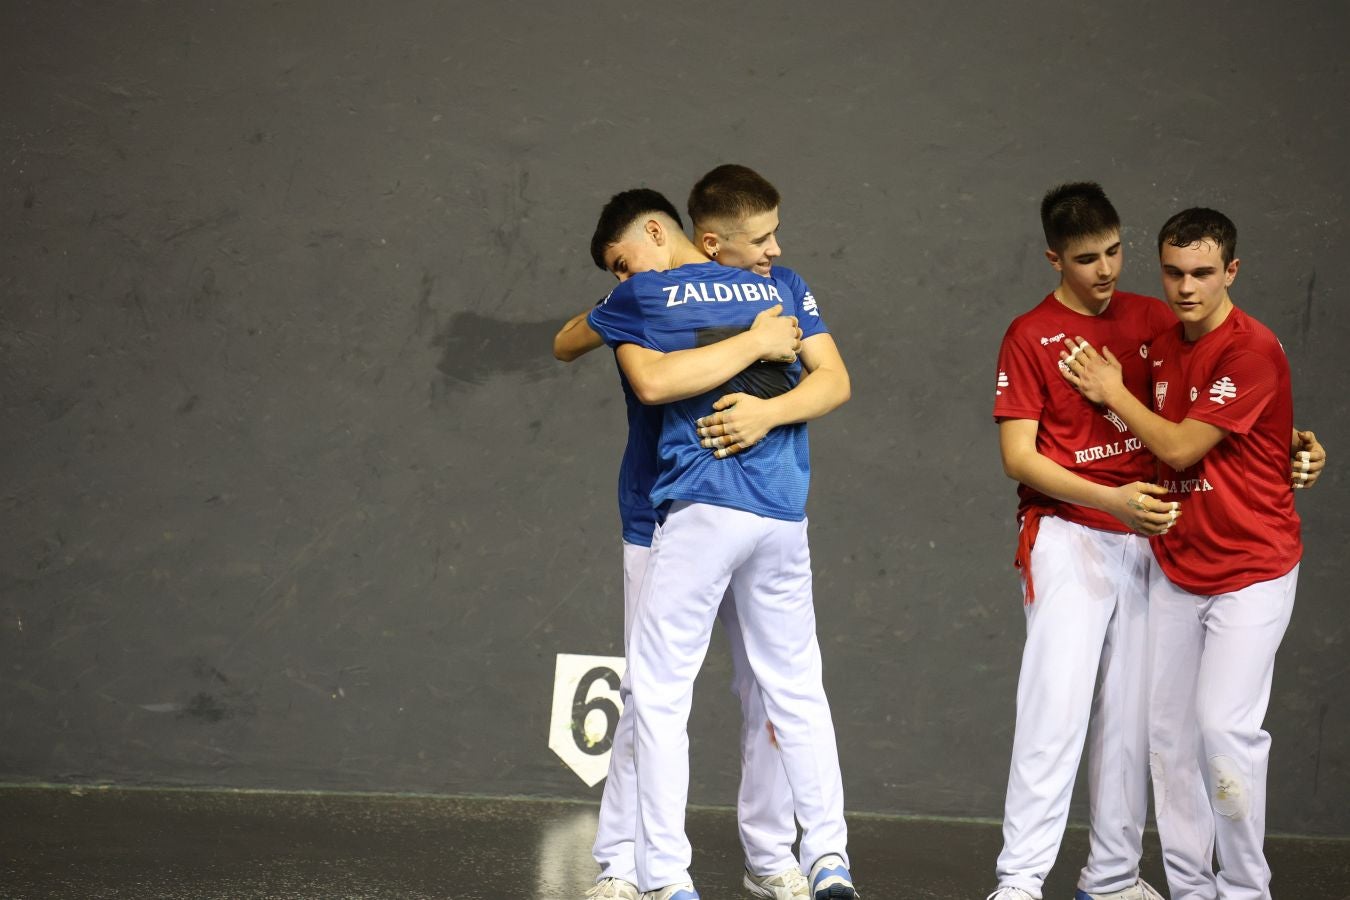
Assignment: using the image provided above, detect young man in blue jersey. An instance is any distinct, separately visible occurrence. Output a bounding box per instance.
[557,181,807,900]
[555,169,847,900]
[585,188,855,900]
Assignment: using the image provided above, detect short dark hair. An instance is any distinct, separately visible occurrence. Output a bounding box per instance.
[589,189,683,270]
[1040,182,1121,253]
[687,164,780,231]
[1157,207,1238,266]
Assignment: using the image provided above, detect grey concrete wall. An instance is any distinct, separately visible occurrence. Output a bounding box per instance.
[2,0,1346,834]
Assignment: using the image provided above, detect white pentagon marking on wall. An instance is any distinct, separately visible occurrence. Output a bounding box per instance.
[549,653,626,787]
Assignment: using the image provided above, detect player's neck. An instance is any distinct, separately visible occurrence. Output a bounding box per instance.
[1053,283,1111,316]
[668,239,710,270]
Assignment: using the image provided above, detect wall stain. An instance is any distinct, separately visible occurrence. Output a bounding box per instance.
[1313,701,1327,795]
[163,208,240,244]
[433,311,565,387]
[180,692,233,722]
[1301,269,1315,346]
[414,272,436,338]
[192,658,229,684]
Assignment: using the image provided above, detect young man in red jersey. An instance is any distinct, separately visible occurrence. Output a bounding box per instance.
[1061,208,1311,900]
[988,182,1176,900]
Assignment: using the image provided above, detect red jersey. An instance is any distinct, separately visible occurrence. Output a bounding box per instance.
[1147,306,1302,594]
[994,291,1177,532]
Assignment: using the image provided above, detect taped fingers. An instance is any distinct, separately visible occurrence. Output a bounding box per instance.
[1294,450,1312,488]
[1160,502,1180,535]
[713,439,751,459]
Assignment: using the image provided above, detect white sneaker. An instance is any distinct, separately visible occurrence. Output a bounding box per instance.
[587,878,640,900]
[986,889,1037,900]
[1074,880,1166,900]
[744,866,810,899]
[809,854,859,898]
[639,884,700,900]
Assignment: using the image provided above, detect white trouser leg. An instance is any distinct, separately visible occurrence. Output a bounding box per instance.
[1149,560,1297,900]
[631,502,758,891]
[996,517,1146,897]
[1147,557,1214,900]
[720,596,799,876]
[726,514,849,873]
[1080,531,1151,894]
[591,542,650,884]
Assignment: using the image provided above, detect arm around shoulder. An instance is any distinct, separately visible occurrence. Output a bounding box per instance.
[553,310,604,362]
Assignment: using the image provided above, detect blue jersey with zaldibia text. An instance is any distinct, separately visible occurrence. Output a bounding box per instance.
[589,261,828,525]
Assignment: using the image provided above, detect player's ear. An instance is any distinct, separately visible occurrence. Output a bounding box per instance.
[643,217,665,246]
[1224,257,1240,286]
[700,231,720,259]
[1045,248,1062,271]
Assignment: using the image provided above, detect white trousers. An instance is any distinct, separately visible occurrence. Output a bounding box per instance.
[1147,558,1297,900]
[629,501,848,891]
[592,542,797,883]
[997,516,1152,898]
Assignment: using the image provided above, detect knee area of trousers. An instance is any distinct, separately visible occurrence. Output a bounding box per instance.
[1207,754,1250,820]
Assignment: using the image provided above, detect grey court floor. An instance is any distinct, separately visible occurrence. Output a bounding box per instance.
[0,786,1347,899]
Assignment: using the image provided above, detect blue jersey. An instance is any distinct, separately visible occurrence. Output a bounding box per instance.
[589,262,828,523]
[615,364,662,546]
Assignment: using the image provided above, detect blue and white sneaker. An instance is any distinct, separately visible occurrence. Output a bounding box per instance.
[1074,880,1165,900]
[809,854,859,899]
[639,883,699,900]
[985,889,1035,900]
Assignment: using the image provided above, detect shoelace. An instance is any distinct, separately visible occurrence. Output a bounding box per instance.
[763,869,809,891]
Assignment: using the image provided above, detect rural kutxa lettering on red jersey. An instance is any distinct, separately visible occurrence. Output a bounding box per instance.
[1148,307,1302,594]
[993,292,1175,531]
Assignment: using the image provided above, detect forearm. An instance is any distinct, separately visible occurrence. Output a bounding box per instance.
[621,331,772,404]
[553,311,603,362]
[758,363,851,427]
[1003,447,1122,512]
[1101,383,1210,470]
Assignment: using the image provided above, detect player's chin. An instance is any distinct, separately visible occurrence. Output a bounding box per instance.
[752,263,773,277]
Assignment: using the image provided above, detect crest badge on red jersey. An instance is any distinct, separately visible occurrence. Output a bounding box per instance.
[1155,381,1168,411]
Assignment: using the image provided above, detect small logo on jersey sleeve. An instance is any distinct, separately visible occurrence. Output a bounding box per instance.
[801,291,819,317]
[1190,386,1199,401]
[1209,376,1237,405]
[1139,344,1148,359]
[996,371,1009,396]
[1104,410,1128,433]
[1155,381,1168,411]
